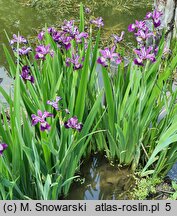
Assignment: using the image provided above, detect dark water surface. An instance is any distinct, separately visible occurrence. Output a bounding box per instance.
[66,154,134,200]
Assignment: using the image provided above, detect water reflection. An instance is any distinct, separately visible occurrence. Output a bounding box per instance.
[0,0,55,67]
[67,154,134,200]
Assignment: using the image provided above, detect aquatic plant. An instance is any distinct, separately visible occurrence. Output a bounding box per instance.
[96,9,177,177]
[133,46,156,66]
[0,143,8,155]
[31,110,53,131]
[64,116,83,132]
[112,31,125,44]
[170,181,177,200]
[145,10,163,28]
[21,66,34,83]
[66,54,84,70]
[0,4,103,199]
[97,46,122,67]
[131,177,161,200]
[47,96,62,110]
[35,44,54,60]
[10,34,28,45]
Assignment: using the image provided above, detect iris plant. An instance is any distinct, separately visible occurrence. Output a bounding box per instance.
[128,9,163,67]
[18,47,32,56]
[64,116,83,132]
[38,31,45,41]
[128,20,146,32]
[31,110,53,131]
[21,66,34,83]
[112,31,125,44]
[145,10,163,28]
[0,143,8,156]
[10,34,27,45]
[10,34,32,59]
[66,54,84,70]
[4,5,177,200]
[62,20,75,34]
[85,7,91,14]
[52,31,62,42]
[134,46,156,66]
[37,20,88,53]
[60,35,73,50]
[35,45,54,60]
[97,46,122,67]
[135,28,154,44]
[90,17,104,28]
[75,32,88,43]
[46,96,82,132]
[47,96,62,110]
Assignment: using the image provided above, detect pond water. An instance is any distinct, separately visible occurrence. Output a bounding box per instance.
[66,154,134,200]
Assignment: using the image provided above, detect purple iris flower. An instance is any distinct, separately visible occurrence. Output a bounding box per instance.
[0,143,8,155]
[112,31,125,43]
[154,46,159,55]
[48,27,56,35]
[38,27,59,41]
[52,31,73,50]
[128,20,146,32]
[62,20,74,30]
[97,46,122,67]
[62,20,79,38]
[64,116,83,132]
[75,32,88,43]
[68,26,79,38]
[61,35,72,50]
[62,20,75,34]
[134,46,156,66]
[145,10,162,28]
[35,45,54,60]
[90,17,104,28]
[52,31,62,42]
[31,110,53,131]
[10,34,27,45]
[21,66,34,83]
[135,28,154,44]
[146,12,153,19]
[135,20,147,30]
[85,7,91,14]
[47,96,62,110]
[128,23,136,32]
[66,54,84,70]
[38,31,45,41]
[18,47,32,56]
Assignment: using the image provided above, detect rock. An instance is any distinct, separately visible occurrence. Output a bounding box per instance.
[0,67,13,109]
[167,163,177,182]
[155,0,177,49]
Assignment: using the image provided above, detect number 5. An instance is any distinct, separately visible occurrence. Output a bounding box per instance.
[165,203,171,211]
